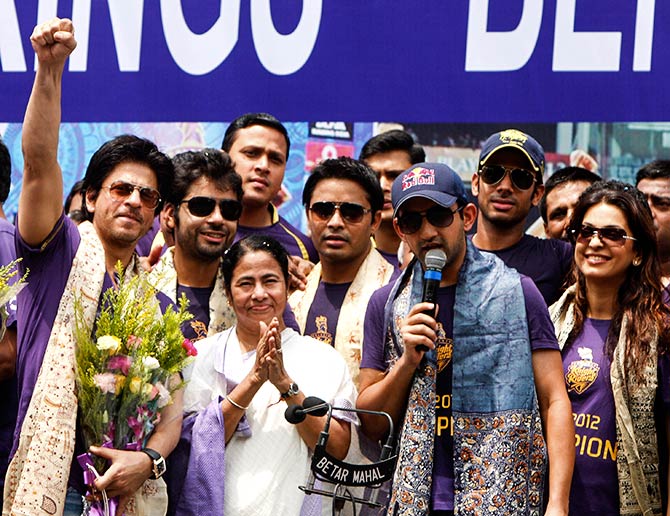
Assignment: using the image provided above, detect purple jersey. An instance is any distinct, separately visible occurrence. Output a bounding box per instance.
[303,282,351,345]
[361,274,558,510]
[234,209,318,263]
[13,215,116,491]
[562,318,618,515]
[476,234,572,306]
[176,284,212,342]
[377,248,400,269]
[0,218,17,494]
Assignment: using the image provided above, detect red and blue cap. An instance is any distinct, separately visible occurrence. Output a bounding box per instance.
[392,162,468,217]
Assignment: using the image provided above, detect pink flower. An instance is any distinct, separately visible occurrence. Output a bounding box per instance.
[93,373,117,394]
[127,335,142,348]
[107,355,132,375]
[182,338,197,357]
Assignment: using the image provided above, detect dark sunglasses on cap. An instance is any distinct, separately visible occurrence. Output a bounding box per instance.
[308,201,371,224]
[103,180,162,209]
[396,205,464,235]
[180,196,243,220]
[571,224,637,247]
[478,165,537,191]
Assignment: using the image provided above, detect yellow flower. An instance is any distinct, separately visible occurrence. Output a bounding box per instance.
[114,375,126,395]
[96,335,121,354]
[129,376,142,394]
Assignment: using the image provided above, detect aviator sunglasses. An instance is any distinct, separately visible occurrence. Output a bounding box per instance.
[571,224,637,247]
[478,165,537,191]
[103,180,162,209]
[396,205,464,234]
[180,197,243,220]
[308,201,371,224]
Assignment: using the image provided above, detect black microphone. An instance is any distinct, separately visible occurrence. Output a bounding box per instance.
[284,396,330,424]
[417,248,447,352]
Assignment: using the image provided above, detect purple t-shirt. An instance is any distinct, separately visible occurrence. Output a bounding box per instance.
[135,216,161,257]
[234,210,318,263]
[0,217,17,493]
[12,214,116,491]
[361,274,558,510]
[477,234,572,306]
[562,318,618,515]
[377,248,400,269]
[303,282,351,345]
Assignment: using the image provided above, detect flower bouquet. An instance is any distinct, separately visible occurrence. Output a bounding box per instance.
[0,258,27,339]
[74,264,195,516]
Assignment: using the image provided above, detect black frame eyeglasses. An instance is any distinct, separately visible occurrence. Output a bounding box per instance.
[396,205,464,234]
[571,224,637,247]
[308,201,371,224]
[179,197,243,220]
[102,181,162,209]
[478,165,537,191]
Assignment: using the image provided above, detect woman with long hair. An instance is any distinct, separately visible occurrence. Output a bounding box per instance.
[551,180,670,515]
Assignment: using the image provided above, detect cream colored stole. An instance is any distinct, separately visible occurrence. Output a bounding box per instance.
[289,248,395,386]
[3,221,105,515]
[149,247,236,337]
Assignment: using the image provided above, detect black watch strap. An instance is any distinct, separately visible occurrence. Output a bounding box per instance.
[280,382,299,399]
[141,448,166,479]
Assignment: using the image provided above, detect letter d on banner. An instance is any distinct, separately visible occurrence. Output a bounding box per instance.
[465,0,542,71]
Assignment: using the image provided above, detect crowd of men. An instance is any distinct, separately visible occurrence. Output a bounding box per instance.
[1,16,670,516]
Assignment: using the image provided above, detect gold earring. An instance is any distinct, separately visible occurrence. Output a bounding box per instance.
[633,258,642,267]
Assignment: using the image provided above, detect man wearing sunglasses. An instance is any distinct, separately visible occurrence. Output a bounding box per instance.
[222,113,318,290]
[289,157,396,387]
[6,19,182,516]
[636,160,670,287]
[360,129,426,268]
[358,162,574,516]
[471,129,572,305]
[150,149,242,346]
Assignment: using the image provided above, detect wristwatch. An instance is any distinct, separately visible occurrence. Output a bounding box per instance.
[280,382,299,399]
[141,448,166,479]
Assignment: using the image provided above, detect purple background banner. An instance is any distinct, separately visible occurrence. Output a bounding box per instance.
[1,1,668,123]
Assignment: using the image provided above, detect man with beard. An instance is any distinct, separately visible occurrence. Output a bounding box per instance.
[539,166,600,240]
[289,157,395,386]
[360,129,425,267]
[358,162,574,515]
[151,150,242,342]
[471,129,572,305]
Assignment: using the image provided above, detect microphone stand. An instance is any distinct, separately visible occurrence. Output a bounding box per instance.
[287,400,397,515]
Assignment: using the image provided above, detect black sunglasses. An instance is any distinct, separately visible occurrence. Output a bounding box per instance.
[103,180,161,209]
[308,201,371,224]
[180,197,243,220]
[396,205,463,234]
[572,224,636,247]
[478,165,537,191]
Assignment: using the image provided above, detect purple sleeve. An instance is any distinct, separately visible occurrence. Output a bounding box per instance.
[521,275,560,351]
[361,283,394,371]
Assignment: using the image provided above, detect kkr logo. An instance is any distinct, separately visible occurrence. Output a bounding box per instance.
[402,167,436,191]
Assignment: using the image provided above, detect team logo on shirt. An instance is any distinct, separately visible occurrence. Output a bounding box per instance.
[190,320,208,341]
[565,347,600,394]
[435,323,453,373]
[311,316,333,346]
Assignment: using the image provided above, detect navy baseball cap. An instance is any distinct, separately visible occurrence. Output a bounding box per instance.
[479,129,545,179]
[392,163,468,217]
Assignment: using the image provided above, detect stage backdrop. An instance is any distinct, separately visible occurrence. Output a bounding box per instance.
[1,0,668,122]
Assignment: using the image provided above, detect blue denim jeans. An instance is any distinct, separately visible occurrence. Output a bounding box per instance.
[63,487,84,516]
